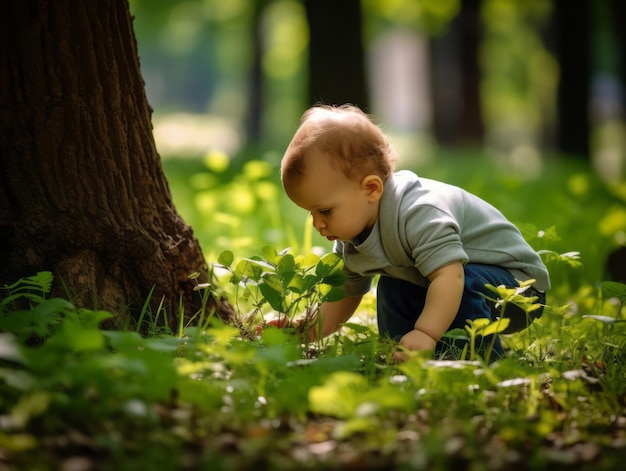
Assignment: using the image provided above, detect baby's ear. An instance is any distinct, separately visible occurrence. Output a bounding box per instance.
[361,175,384,201]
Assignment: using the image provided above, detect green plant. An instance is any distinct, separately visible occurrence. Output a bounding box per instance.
[3,151,626,470]
[1,271,53,308]
[215,246,346,343]
[441,280,548,363]
[461,317,511,362]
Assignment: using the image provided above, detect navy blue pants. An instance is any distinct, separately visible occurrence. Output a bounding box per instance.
[376,264,546,358]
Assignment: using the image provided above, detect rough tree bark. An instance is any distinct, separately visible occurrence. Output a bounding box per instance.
[0,0,233,329]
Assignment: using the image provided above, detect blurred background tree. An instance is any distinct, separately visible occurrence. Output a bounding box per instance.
[128,0,626,280]
[129,0,625,173]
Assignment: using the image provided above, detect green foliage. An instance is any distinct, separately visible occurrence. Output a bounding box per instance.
[166,150,621,293]
[3,153,626,469]
[2,257,626,469]
[215,246,346,339]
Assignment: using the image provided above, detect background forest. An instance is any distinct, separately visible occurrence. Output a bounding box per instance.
[129,0,625,281]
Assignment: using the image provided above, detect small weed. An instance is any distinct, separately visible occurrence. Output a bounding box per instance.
[214,245,346,344]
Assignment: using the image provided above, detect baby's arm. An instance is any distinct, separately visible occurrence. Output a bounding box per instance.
[312,295,363,339]
[399,261,464,351]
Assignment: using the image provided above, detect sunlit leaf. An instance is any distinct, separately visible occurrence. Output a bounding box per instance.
[300,253,321,268]
[481,318,511,336]
[260,326,292,346]
[287,273,305,294]
[217,250,234,267]
[582,315,626,325]
[276,254,296,285]
[443,328,468,341]
[466,318,490,330]
[243,257,275,271]
[261,245,279,264]
[317,284,345,303]
[537,250,583,268]
[315,253,344,278]
[484,283,517,300]
[234,259,264,281]
[207,324,241,347]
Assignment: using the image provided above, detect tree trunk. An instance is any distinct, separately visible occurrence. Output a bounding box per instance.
[0,0,233,330]
[304,0,369,109]
[552,0,591,159]
[606,0,626,282]
[246,0,267,144]
[610,0,626,95]
[430,0,484,147]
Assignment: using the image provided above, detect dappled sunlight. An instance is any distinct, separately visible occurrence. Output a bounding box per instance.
[390,131,436,169]
[599,206,626,245]
[592,119,626,183]
[228,184,256,214]
[203,150,230,173]
[153,112,243,157]
[508,144,544,180]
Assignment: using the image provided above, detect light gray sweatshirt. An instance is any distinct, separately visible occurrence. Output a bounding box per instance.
[334,170,551,296]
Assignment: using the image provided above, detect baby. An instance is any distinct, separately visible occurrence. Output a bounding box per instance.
[280,104,550,357]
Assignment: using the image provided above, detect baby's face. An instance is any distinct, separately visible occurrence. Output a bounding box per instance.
[284,150,379,243]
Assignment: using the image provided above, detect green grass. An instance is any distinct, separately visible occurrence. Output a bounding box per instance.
[1,149,625,470]
[164,147,621,291]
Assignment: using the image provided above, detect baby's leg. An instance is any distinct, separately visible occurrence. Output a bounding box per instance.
[451,264,523,358]
[376,276,426,342]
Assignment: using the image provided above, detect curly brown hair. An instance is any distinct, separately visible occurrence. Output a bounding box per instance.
[281,104,397,186]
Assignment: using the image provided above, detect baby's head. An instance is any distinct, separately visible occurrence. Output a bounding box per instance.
[281,104,397,189]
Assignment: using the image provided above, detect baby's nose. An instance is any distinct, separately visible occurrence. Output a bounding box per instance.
[312,214,325,229]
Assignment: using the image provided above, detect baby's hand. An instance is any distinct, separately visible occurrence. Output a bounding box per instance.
[265,316,290,328]
[256,316,315,340]
[393,329,437,361]
[255,316,290,337]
